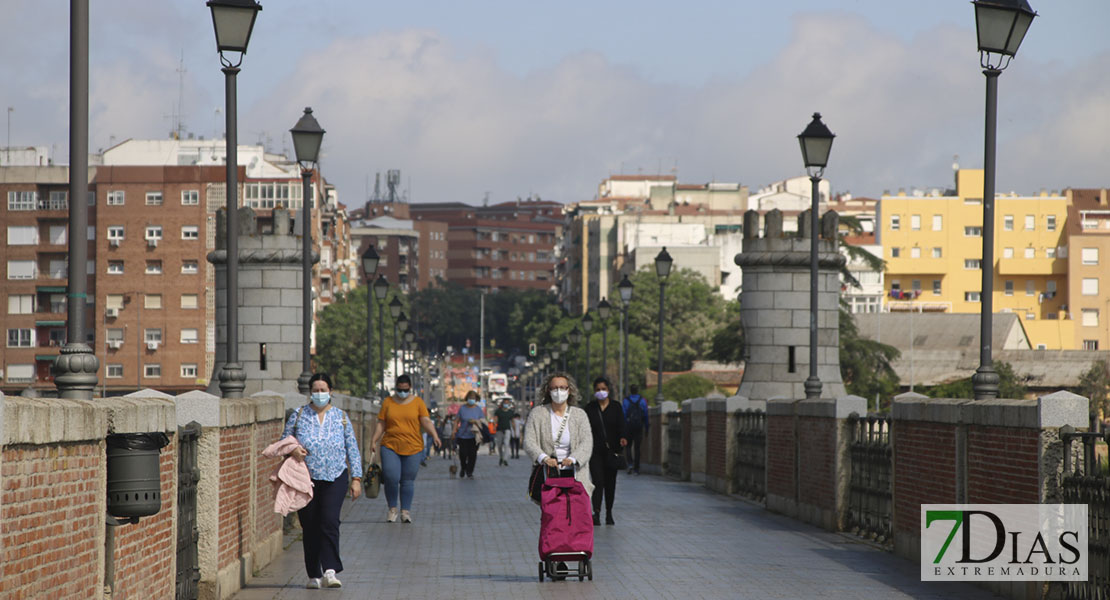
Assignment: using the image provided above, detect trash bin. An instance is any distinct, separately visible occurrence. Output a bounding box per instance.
[106,432,170,518]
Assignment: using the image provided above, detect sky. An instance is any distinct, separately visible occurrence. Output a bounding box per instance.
[3,1,1109,207]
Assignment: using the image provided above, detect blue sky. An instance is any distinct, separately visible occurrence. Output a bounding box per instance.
[3,1,1109,205]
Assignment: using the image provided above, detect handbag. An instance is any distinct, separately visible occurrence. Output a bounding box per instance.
[364,463,382,499]
[597,406,628,471]
[528,413,568,504]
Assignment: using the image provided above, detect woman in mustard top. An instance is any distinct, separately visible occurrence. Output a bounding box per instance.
[370,374,441,523]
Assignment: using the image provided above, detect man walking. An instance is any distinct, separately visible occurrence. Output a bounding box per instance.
[622,385,649,474]
[493,398,517,466]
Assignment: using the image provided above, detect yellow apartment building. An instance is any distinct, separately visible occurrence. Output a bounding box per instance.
[880,169,1073,349]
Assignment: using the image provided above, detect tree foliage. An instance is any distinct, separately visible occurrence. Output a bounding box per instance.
[708,300,743,365]
[625,267,728,373]
[315,285,396,396]
[643,373,721,404]
[838,306,900,410]
[925,361,1028,400]
[1076,360,1110,419]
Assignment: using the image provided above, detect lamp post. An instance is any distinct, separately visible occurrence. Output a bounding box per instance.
[654,248,673,404]
[618,274,633,399]
[374,274,389,395]
[560,338,569,372]
[597,297,611,378]
[388,296,402,389]
[797,112,835,400]
[404,328,415,377]
[971,0,1036,401]
[569,327,582,387]
[207,0,262,399]
[361,247,380,395]
[290,107,325,394]
[53,0,98,399]
[396,311,409,386]
[582,311,594,383]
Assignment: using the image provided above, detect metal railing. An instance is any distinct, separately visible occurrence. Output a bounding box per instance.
[665,412,682,479]
[734,409,766,501]
[846,412,892,545]
[1061,427,1110,600]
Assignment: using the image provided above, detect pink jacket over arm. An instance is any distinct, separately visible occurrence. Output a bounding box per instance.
[261,436,314,515]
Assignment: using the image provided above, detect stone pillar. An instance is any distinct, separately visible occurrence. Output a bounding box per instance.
[706,396,764,495]
[682,398,707,483]
[642,404,663,475]
[656,401,679,478]
[735,209,846,401]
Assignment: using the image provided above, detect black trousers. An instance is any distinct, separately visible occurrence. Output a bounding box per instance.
[298,469,348,578]
[589,456,619,514]
[458,438,478,475]
[509,436,520,457]
[626,428,644,472]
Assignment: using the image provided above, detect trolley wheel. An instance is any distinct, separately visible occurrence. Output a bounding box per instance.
[586,559,593,581]
[538,561,544,582]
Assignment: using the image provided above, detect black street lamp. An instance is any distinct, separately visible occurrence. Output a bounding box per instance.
[396,311,409,385]
[374,274,389,395]
[362,246,380,395]
[971,0,1036,400]
[618,273,633,399]
[291,107,324,394]
[582,311,594,383]
[798,112,835,400]
[560,338,569,372]
[389,296,402,387]
[207,0,262,398]
[568,327,582,386]
[404,328,416,376]
[597,297,611,378]
[654,248,673,404]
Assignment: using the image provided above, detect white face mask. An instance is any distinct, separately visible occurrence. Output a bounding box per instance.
[551,389,569,405]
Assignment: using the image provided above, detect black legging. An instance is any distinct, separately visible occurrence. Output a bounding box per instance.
[457,438,478,476]
[589,457,618,514]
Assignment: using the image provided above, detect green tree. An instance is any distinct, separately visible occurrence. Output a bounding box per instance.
[838,306,900,410]
[1076,360,1110,419]
[643,373,721,404]
[625,266,728,373]
[925,361,1028,400]
[314,285,395,396]
[708,300,744,365]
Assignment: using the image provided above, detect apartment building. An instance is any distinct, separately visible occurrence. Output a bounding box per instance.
[1066,188,1110,351]
[880,169,1071,349]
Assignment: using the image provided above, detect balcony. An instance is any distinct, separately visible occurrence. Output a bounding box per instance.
[886,257,947,275]
[997,257,1066,276]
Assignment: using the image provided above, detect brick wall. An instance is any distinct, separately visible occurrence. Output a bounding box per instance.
[648,417,661,465]
[967,425,1040,504]
[112,436,177,600]
[0,442,102,599]
[797,416,835,510]
[254,421,282,548]
[219,425,252,571]
[893,421,956,537]
[706,408,727,479]
[766,415,795,499]
[682,412,692,475]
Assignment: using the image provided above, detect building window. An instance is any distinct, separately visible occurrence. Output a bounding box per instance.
[7,329,33,348]
[932,215,943,231]
[106,364,124,378]
[910,247,921,259]
[890,215,900,231]
[49,225,66,245]
[1047,215,1057,231]
[1046,248,1056,258]
[1082,248,1099,265]
[1082,309,1100,327]
[891,247,900,258]
[181,190,199,206]
[1004,280,1014,296]
[910,215,921,231]
[964,259,981,269]
[1047,280,1057,295]
[181,363,198,378]
[180,328,198,344]
[144,329,162,344]
[7,226,39,245]
[144,364,161,378]
[1024,247,1035,259]
[1025,280,1035,296]
[1085,340,1100,351]
[181,226,199,240]
[107,191,125,206]
[144,294,162,310]
[107,226,125,241]
[182,260,199,274]
[1003,215,1014,231]
[145,226,163,241]
[7,191,37,211]
[932,280,942,295]
[1083,278,1099,296]
[964,226,982,237]
[145,260,162,275]
[145,192,163,206]
[1003,247,1013,259]
[8,295,34,314]
[965,291,981,302]
[932,247,942,258]
[912,280,922,292]
[1025,215,1035,231]
[181,294,198,309]
[107,261,124,275]
[7,260,35,280]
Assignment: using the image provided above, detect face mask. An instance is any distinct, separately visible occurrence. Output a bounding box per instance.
[467,398,477,406]
[551,389,569,404]
[310,392,330,407]
[397,390,410,399]
[595,390,608,400]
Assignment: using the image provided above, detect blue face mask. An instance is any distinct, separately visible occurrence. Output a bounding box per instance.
[397,390,410,399]
[310,392,330,407]
[467,398,477,406]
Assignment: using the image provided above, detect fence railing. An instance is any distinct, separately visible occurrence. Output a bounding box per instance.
[1061,427,1110,600]
[734,409,766,501]
[665,412,683,479]
[846,412,892,545]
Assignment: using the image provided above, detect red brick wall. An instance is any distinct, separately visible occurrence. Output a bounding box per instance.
[706,409,727,479]
[767,415,796,498]
[893,422,956,536]
[254,421,282,546]
[1,442,102,599]
[219,425,252,570]
[967,426,1040,504]
[112,436,177,600]
[797,416,836,510]
[682,413,692,474]
[648,418,661,465]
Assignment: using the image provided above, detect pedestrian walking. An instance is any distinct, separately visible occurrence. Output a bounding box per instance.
[509,412,524,459]
[281,373,362,589]
[370,374,441,524]
[454,390,485,478]
[621,384,650,474]
[494,397,517,466]
[584,376,627,526]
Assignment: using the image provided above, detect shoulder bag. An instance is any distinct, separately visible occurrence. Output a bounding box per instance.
[528,413,568,505]
[599,406,628,471]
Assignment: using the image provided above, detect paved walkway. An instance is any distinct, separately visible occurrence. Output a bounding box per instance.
[233,452,997,600]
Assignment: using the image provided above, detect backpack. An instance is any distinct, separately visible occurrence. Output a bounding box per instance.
[626,396,644,429]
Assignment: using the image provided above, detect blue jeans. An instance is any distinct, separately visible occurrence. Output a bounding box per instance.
[380,446,422,510]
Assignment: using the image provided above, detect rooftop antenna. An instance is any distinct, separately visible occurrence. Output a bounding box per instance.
[372,172,382,202]
[163,52,187,140]
[387,169,400,203]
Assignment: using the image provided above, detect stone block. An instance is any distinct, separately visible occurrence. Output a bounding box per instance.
[219,397,257,427]
[263,306,300,326]
[744,328,773,346]
[766,398,797,416]
[104,396,177,433]
[281,325,303,343]
[241,325,271,344]
[759,272,794,292]
[281,289,304,308]
[740,292,774,310]
[282,362,303,381]
[1038,390,1089,428]
[239,306,262,326]
[242,289,274,308]
[238,269,262,289]
[174,390,222,427]
[774,328,808,347]
[265,342,301,363]
[773,291,809,310]
[262,269,298,289]
[761,309,793,328]
[892,396,965,423]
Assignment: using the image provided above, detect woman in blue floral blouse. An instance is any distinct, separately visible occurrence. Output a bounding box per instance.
[282,372,363,589]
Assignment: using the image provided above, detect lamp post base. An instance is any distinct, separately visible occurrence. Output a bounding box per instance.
[218,362,247,399]
[972,366,999,401]
[297,370,312,395]
[804,376,823,400]
[53,343,100,400]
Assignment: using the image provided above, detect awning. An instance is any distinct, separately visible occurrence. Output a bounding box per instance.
[36,286,66,293]
[35,354,58,362]
[35,320,65,326]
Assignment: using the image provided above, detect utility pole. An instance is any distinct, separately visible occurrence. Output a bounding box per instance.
[479,291,485,397]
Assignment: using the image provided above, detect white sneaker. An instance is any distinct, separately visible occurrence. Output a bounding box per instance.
[305,577,321,589]
[400,510,412,523]
[387,507,398,522]
[323,569,342,588]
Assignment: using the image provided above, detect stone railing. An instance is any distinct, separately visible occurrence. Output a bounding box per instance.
[0,388,378,600]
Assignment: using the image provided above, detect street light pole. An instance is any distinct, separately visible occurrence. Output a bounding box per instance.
[375,275,389,395]
[618,274,633,400]
[598,297,611,378]
[971,0,1036,400]
[362,247,380,396]
[582,311,593,384]
[654,248,673,404]
[797,113,835,400]
[290,107,325,394]
[397,311,409,384]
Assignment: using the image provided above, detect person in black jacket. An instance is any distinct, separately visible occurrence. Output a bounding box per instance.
[584,376,627,526]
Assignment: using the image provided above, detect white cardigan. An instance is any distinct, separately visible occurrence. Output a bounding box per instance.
[522,404,594,498]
